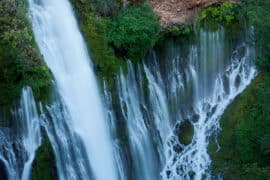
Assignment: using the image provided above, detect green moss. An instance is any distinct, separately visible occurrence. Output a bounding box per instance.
[31,140,57,180]
[0,0,52,111]
[197,2,243,34]
[209,74,270,179]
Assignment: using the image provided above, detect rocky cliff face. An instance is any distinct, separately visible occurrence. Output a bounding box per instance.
[149,0,235,27]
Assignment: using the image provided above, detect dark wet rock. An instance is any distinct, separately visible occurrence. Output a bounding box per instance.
[207,105,217,118]
[188,170,196,178]
[166,170,171,178]
[173,144,183,153]
[0,160,7,180]
[191,114,200,123]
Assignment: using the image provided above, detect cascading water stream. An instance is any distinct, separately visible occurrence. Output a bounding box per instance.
[28,0,117,180]
[117,63,160,180]
[0,87,41,180]
[15,87,42,180]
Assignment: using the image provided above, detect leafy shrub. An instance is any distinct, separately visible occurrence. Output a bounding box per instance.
[0,0,52,108]
[108,3,161,60]
[197,2,240,30]
[242,0,270,73]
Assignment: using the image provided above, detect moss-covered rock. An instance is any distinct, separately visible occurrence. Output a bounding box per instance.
[176,120,194,145]
[31,140,57,180]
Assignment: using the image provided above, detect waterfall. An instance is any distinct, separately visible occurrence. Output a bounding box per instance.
[16,87,42,180]
[117,63,160,180]
[104,28,256,180]
[28,0,117,180]
[40,98,92,180]
[0,87,41,180]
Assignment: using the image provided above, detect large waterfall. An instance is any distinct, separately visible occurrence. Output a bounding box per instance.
[0,2,257,180]
[105,29,256,180]
[28,0,117,180]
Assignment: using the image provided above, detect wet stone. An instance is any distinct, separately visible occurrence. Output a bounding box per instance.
[166,170,171,178]
[188,170,195,178]
[0,160,8,180]
[173,144,183,153]
[191,114,200,123]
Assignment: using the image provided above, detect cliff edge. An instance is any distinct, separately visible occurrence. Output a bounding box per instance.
[149,0,236,27]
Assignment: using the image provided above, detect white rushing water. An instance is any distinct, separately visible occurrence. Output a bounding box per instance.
[16,87,42,180]
[40,96,92,180]
[0,87,41,180]
[117,62,160,180]
[28,0,117,180]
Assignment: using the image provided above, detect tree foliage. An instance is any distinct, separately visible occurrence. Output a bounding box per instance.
[108,3,161,60]
[0,0,52,108]
[242,0,270,72]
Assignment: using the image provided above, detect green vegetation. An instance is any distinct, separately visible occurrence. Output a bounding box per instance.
[242,0,270,73]
[92,0,119,16]
[70,0,125,90]
[0,0,52,109]
[70,1,161,89]
[197,2,242,32]
[166,25,194,37]
[108,3,161,61]
[31,140,57,180]
[209,74,270,179]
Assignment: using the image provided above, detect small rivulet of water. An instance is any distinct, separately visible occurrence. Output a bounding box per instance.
[0,87,41,180]
[28,0,118,179]
[104,28,256,180]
